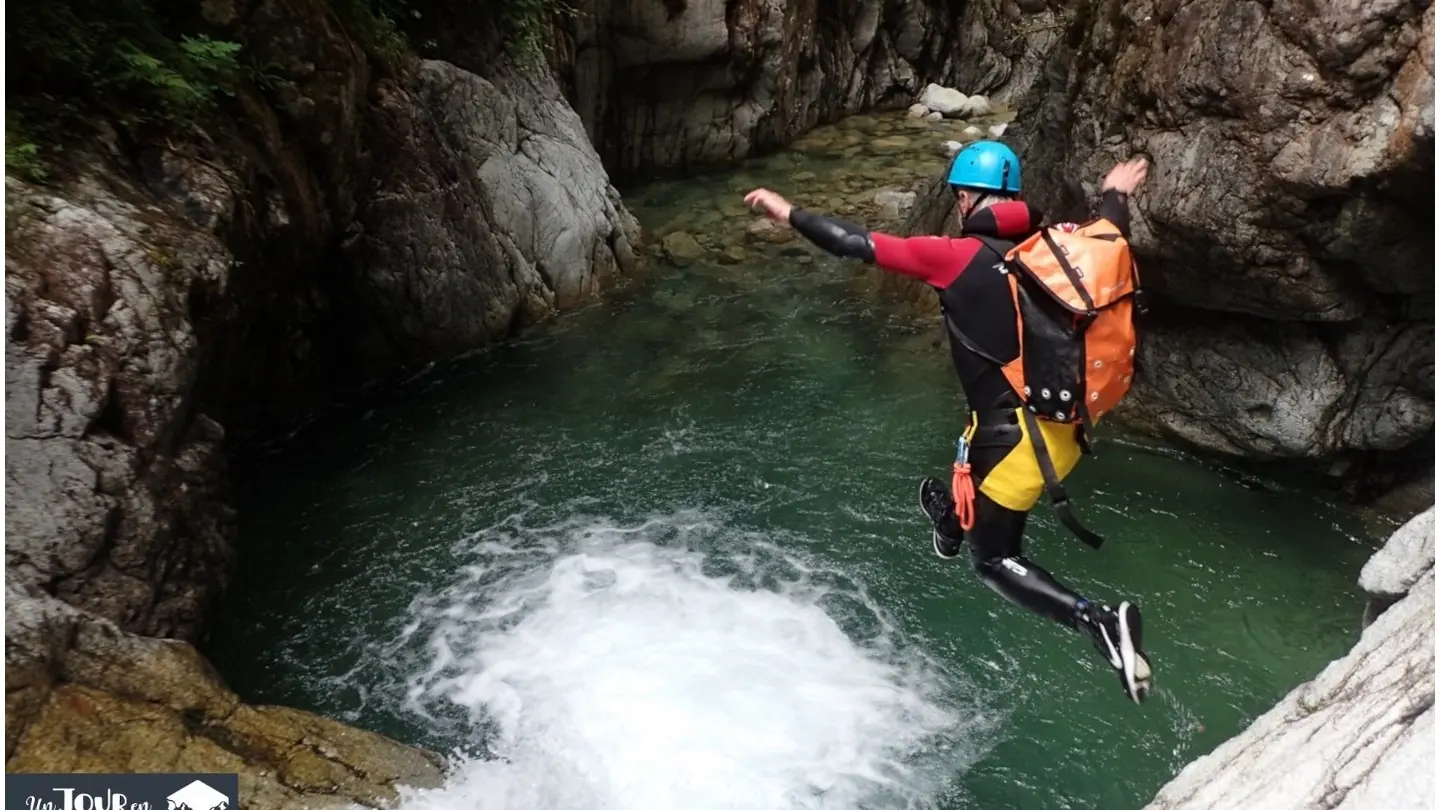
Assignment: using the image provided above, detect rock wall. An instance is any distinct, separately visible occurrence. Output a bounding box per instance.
[1140,507,1435,810]
[554,0,972,179]
[5,0,637,796]
[6,592,445,808]
[902,0,1435,494]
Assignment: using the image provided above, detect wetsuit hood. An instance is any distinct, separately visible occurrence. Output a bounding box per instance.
[960,201,1044,241]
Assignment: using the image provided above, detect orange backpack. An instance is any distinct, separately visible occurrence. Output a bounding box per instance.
[973,218,1145,548]
[995,218,1142,430]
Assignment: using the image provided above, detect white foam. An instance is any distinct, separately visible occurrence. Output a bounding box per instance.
[393,513,996,810]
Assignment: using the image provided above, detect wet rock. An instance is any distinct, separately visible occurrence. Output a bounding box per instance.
[925,111,944,122]
[876,190,919,218]
[962,125,984,139]
[6,591,445,809]
[717,199,749,218]
[746,218,794,245]
[870,135,914,155]
[1359,507,1435,626]
[959,94,993,118]
[661,231,706,266]
[717,245,748,265]
[908,103,930,119]
[1140,512,1435,810]
[942,140,964,157]
[919,83,968,116]
[988,123,1008,138]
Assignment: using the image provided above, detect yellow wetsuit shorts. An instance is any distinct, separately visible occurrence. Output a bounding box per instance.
[968,407,1084,512]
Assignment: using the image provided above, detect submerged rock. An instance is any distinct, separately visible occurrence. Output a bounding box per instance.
[875,190,919,218]
[1141,508,1435,810]
[746,218,795,245]
[661,231,707,266]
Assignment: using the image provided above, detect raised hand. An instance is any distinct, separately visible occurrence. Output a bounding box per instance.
[1102,157,1150,196]
[743,188,794,223]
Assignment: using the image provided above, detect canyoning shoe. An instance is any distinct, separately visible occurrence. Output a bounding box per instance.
[1081,600,1153,703]
[918,478,963,560]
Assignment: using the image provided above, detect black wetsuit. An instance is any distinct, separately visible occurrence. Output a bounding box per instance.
[789,192,1134,630]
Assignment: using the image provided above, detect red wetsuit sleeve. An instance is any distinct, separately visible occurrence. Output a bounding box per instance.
[869,233,983,289]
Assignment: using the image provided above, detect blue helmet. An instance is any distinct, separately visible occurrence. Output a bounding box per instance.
[946,140,1022,194]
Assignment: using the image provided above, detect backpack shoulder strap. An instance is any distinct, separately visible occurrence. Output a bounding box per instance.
[968,234,1014,263]
[1019,407,1106,550]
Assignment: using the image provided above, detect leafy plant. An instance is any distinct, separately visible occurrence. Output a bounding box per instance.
[6,0,244,179]
[499,0,578,65]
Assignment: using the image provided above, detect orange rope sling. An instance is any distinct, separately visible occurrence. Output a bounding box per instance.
[951,430,977,532]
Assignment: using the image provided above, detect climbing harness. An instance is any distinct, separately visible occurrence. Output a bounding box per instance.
[951,426,978,532]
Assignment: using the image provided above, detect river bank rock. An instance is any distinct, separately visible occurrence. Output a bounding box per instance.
[1359,507,1436,625]
[6,588,445,809]
[898,0,1434,499]
[1140,507,1435,810]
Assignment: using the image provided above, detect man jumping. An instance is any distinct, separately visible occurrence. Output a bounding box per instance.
[743,142,1154,703]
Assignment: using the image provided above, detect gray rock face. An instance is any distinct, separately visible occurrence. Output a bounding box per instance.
[1359,506,1436,625]
[1361,508,1437,598]
[1141,511,1435,810]
[561,0,970,178]
[6,171,238,645]
[911,0,1434,485]
[359,60,639,357]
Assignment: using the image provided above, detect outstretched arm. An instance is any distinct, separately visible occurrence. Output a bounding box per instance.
[743,188,976,288]
[788,209,876,262]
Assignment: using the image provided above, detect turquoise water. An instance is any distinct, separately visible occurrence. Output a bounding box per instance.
[208,117,1383,810]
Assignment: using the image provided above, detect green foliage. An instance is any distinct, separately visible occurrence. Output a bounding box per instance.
[7,0,244,179]
[497,0,578,65]
[387,0,577,65]
[333,0,410,67]
[4,0,580,180]
[6,134,48,183]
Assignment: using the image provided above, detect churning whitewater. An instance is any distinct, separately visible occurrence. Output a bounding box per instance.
[390,511,1000,810]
